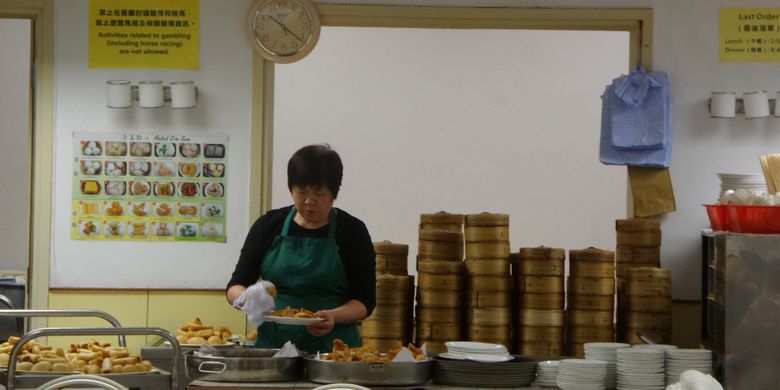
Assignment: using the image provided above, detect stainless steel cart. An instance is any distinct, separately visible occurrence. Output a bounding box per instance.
[0,309,128,346]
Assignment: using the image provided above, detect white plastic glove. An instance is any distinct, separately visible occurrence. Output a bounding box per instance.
[232,280,276,326]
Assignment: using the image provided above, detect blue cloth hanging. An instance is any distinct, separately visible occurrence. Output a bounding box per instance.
[599,67,673,167]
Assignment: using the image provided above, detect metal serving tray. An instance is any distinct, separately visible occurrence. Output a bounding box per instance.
[305,354,432,386]
[185,348,304,382]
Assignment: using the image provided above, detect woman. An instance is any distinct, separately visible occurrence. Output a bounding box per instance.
[226,144,376,353]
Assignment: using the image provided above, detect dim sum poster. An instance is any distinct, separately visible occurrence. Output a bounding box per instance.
[70,132,228,243]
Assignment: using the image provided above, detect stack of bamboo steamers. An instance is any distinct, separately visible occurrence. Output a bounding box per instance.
[363,241,415,350]
[566,247,616,357]
[512,247,565,356]
[464,213,512,347]
[415,212,466,354]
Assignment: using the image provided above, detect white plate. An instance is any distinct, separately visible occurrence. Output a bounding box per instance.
[265,316,324,325]
[464,354,513,363]
[446,341,507,353]
[437,352,466,360]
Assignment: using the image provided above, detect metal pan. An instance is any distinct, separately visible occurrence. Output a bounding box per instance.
[184,348,304,382]
[306,355,432,386]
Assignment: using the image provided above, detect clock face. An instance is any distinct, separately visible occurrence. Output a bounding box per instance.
[248,0,320,63]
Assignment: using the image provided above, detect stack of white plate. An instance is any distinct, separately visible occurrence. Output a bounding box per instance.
[585,342,631,389]
[440,341,512,362]
[665,349,713,385]
[557,359,607,390]
[616,348,666,390]
[535,360,560,388]
[717,173,767,199]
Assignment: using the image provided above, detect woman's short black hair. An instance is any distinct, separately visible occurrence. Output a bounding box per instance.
[287,144,343,198]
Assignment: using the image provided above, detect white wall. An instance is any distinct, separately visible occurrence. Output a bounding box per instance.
[0,18,31,274]
[272,27,629,279]
[51,0,254,288]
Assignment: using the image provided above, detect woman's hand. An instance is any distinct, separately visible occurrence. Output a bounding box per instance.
[307,310,335,337]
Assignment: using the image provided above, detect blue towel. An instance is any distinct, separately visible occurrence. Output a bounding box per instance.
[599,84,673,168]
[610,67,670,150]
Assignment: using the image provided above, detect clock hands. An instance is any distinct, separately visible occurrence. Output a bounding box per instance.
[268,15,305,44]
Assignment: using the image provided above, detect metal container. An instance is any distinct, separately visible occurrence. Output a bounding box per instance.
[306,355,432,385]
[184,348,304,382]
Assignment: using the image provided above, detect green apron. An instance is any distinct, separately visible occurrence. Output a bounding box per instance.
[255,207,361,353]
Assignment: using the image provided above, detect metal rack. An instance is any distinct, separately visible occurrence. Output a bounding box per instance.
[0,309,127,347]
[2,326,180,390]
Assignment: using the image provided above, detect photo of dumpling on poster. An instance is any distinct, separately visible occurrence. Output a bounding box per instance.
[71,132,227,243]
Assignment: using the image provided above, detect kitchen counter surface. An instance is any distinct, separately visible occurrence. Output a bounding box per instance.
[187,380,538,390]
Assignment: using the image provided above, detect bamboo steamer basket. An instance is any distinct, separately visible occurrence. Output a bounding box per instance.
[465,212,509,227]
[569,247,615,263]
[360,320,410,339]
[420,211,465,225]
[469,336,511,347]
[616,224,662,247]
[416,307,461,323]
[567,294,614,311]
[615,217,660,232]
[420,230,463,242]
[376,274,414,291]
[517,325,564,343]
[520,342,564,356]
[361,337,406,351]
[417,259,464,274]
[568,276,615,296]
[417,254,464,263]
[465,258,510,276]
[519,309,564,327]
[615,245,661,264]
[514,256,565,276]
[468,307,511,326]
[518,275,564,293]
[416,321,461,340]
[518,246,566,261]
[375,283,413,305]
[616,262,661,279]
[417,272,464,290]
[568,309,614,327]
[375,255,408,275]
[374,240,409,255]
[365,304,410,321]
[420,223,462,232]
[416,288,462,308]
[464,225,510,242]
[625,328,671,344]
[625,280,672,297]
[418,240,464,259]
[627,267,671,280]
[468,275,512,292]
[566,343,586,358]
[626,295,672,313]
[468,325,510,340]
[569,260,615,278]
[467,290,511,308]
[519,293,565,310]
[567,325,615,343]
[626,312,671,330]
[465,242,511,259]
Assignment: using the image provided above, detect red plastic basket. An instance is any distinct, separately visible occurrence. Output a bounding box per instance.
[704,204,729,231]
[727,205,780,233]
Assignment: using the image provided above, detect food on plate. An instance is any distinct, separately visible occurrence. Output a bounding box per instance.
[155,181,175,196]
[130,181,150,196]
[178,204,198,216]
[155,142,176,157]
[81,141,102,156]
[81,180,101,195]
[323,339,427,362]
[202,223,222,238]
[80,201,99,215]
[105,201,124,216]
[129,222,147,237]
[179,182,199,197]
[176,318,232,345]
[130,142,152,157]
[129,160,151,176]
[80,160,102,175]
[155,202,172,217]
[155,162,176,177]
[154,222,172,237]
[105,142,127,156]
[204,182,224,198]
[80,221,98,236]
[179,143,200,158]
[203,163,225,178]
[105,180,126,196]
[204,144,225,158]
[104,161,126,176]
[202,204,223,218]
[179,162,199,177]
[131,202,148,217]
[268,306,316,318]
[104,221,123,237]
[178,223,197,237]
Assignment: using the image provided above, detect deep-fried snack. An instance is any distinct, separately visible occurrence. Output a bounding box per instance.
[268,306,315,318]
[322,339,426,362]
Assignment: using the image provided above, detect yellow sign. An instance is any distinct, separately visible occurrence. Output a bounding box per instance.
[89,0,199,69]
[720,8,780,62]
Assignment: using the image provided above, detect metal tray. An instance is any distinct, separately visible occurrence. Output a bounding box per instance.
[184,348,304,382]
[306,355,432,386]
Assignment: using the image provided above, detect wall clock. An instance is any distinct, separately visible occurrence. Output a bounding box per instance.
[247,0,321,64]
